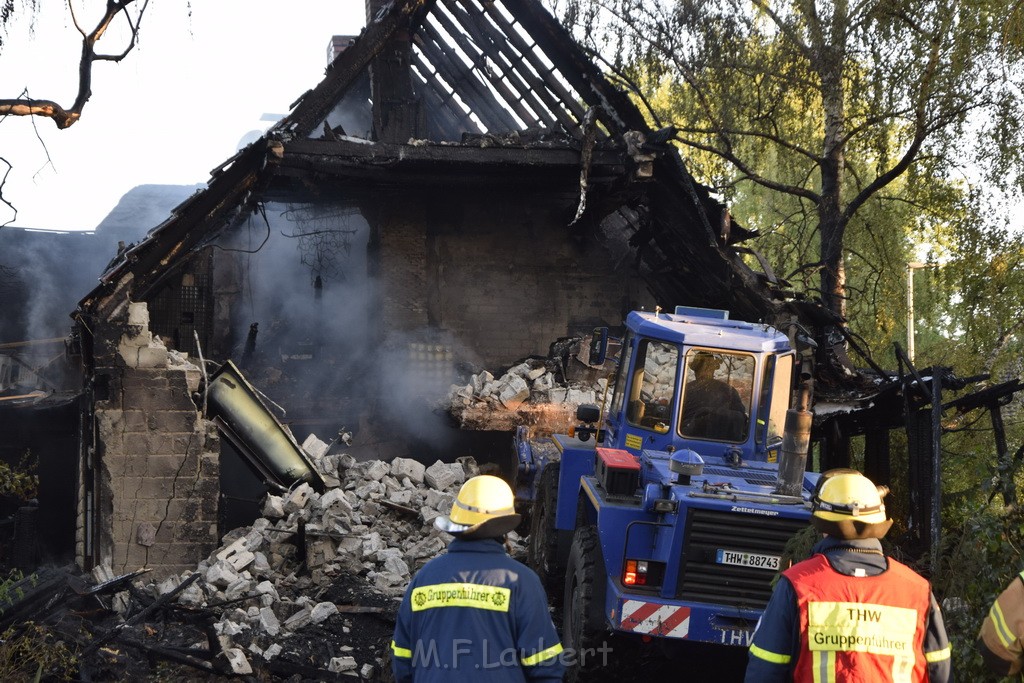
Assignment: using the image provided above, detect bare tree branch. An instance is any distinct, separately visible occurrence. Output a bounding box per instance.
[0,154,14,226]
[579,44,665,129]
[0,0,150,129]
[674,125,820,161]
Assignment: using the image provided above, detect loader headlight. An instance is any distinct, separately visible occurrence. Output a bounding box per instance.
[653,499,677,514]
[642,483,678,514]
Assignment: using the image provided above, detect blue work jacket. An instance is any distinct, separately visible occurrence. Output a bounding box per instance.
[391,537,565,682]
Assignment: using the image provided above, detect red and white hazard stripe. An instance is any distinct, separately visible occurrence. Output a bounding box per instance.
[618,599,691,638]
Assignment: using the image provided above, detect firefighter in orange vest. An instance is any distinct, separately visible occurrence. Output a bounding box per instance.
[978,568,1024,676]
[745,469,953,682]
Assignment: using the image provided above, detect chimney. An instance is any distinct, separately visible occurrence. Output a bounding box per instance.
[326,35,358,66]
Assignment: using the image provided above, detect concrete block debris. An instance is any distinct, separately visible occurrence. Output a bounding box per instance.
[136,437,523,680]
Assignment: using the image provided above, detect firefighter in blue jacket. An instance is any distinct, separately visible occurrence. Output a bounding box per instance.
[391,474,565,682]
[745,469,952,682]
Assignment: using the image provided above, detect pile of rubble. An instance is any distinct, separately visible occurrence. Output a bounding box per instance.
[122,435,525,678]
[447,357,605,412]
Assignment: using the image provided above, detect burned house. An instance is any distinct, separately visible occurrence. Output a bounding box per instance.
[62,0,1012,582]
[66,0,791,578]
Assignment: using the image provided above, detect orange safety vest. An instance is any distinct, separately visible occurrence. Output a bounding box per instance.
[783,553,930,683]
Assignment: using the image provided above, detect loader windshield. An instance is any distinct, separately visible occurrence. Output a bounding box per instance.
[680,350,753,442]
[625,340,679,433]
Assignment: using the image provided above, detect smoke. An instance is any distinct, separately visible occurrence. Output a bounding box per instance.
[0,185,200,346]
[0,230,95,344]
[219,201,472,456]
[221,201,372,376]
[371,329,487,458]
[323,79,373,140]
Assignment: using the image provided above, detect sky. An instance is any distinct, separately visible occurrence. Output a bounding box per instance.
[0,1,367,231]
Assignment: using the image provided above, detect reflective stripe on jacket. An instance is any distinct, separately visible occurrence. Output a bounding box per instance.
[978,569,1024,677]
[391,537,564,683]
[785,554,929,683]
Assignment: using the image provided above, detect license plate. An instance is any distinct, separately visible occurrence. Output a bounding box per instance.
[715,549,780,570]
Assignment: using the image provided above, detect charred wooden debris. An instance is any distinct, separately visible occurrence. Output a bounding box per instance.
[2,444,512,680]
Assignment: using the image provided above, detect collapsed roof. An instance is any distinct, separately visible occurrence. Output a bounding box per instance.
[82,0,807,324]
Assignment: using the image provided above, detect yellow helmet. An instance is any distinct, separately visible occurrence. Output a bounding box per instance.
[435,475,522,539]
[810,469,893,540]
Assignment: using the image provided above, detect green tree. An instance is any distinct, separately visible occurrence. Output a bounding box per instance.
[552,0,1024,324]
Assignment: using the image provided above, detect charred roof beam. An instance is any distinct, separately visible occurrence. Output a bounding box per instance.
[83,143,267,309]
[484,1,604,132]
[283,0,429,140]
[414,24,522,132]
[371,2,420,143]
[450,0,585,135]
[425,5,547,130]
[276,138,626,181]
[410,61,481,139]
[443,1,563,132]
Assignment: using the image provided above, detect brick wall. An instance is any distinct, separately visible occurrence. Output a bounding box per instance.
[92,302,219,579]
[378,194,651,368]
[378,218,430,331]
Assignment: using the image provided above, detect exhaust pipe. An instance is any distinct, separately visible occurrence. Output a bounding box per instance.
[775,374,813,497]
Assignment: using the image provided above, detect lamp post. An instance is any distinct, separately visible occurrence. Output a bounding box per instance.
[906,262,931,362]
[906,261,941,563]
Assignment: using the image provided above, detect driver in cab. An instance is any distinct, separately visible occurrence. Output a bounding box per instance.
[681,352,746,440]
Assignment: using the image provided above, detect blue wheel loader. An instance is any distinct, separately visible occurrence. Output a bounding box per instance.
[515,306,821,680]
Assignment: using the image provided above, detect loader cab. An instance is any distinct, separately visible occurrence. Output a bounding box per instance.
[603,309,793,464]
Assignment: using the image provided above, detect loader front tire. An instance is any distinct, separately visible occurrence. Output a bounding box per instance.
[563,525,610,683]
[528,463,566,602]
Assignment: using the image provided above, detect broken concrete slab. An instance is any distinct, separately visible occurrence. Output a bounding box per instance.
[283,483,315,514]
[328,656,357,673]
[310,601,338,624]
[498,374,530,408]
[424,460,456,490]
[363,460,390,481]
[259,607,281,636]
[131,442,522,678]
[220,648,253,675]
[205,561,240,589]
[283,606,312,631]
[262,495,285,519]
[216,537,257,572]
[390,457,426,484]
[302,433,331,460]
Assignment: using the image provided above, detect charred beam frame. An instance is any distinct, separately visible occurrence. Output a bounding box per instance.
[274,138,627,187]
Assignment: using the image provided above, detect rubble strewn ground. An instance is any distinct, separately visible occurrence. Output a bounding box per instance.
[6,439,527,681]
[0,372,757,680]
[0,334,615,681]
[142,440,530,680]
[0,338,624,680]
